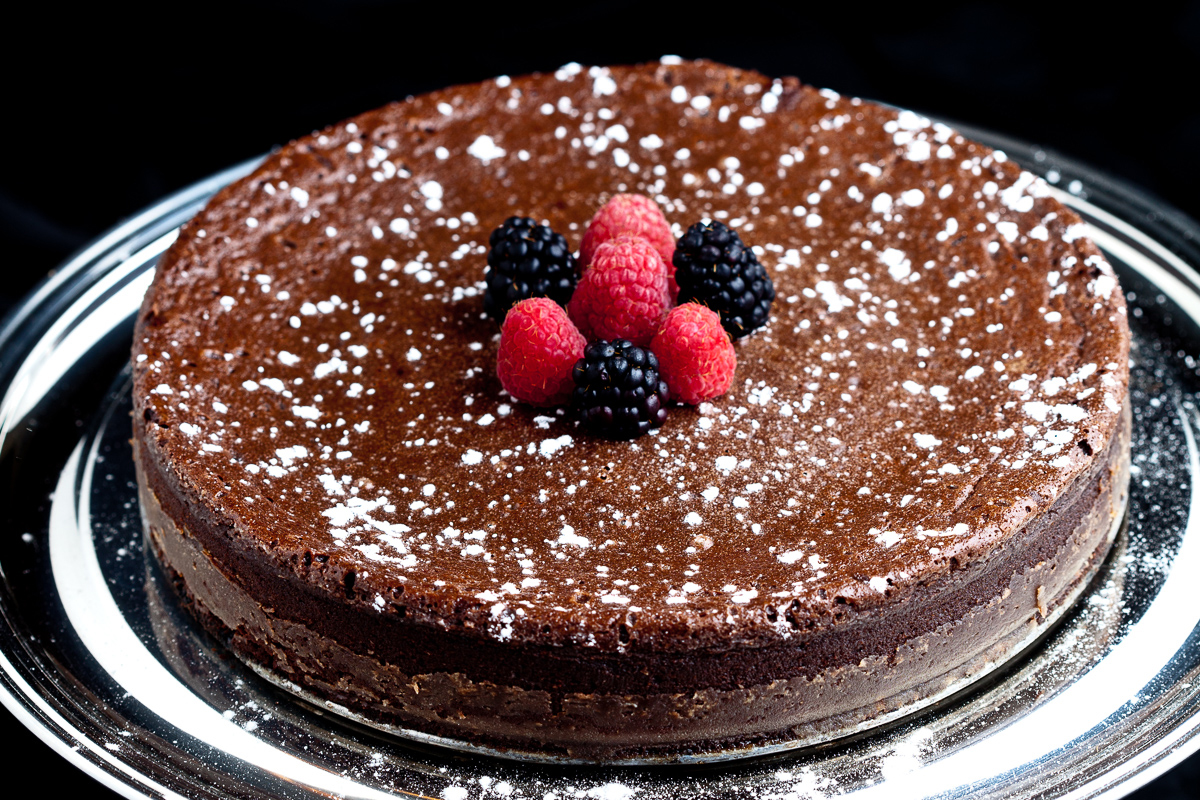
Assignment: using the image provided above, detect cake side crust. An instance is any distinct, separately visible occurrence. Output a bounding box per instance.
[136,402,1129,759]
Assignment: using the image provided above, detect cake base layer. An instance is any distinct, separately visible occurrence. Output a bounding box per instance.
[137,404,1129,762]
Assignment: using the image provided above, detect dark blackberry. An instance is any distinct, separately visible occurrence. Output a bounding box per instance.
[672,220,775,339]
[483,217,577,322]
[572,339,670,440]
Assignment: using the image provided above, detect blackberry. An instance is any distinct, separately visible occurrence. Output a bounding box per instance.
[483,217,577,322]
[672,220,775,339]
[572,339,670,439]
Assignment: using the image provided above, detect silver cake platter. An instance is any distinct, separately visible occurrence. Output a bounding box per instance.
[2,127,1200,800]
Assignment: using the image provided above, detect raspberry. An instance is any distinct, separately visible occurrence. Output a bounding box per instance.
[673,220,775,339]
[580,194,678,299]
[496,298,586,407]
[651,304,737,405]
[483,217,577,323]
[567,235,671,347]
[581,194,675,266]
[572,339,669,439]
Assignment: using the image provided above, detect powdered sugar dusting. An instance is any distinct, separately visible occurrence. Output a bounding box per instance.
[467,136,506,162]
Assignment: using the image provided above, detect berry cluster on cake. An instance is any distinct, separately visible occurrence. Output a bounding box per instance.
[132,59,1130,761]
[491,196,761,439]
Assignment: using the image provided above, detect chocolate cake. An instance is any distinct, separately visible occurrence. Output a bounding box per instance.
[132,59,1131,761]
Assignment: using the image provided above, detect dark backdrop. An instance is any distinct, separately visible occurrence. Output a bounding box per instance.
[2,2,1199,797]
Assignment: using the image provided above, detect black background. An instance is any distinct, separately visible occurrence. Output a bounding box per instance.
[2,2,1199,796]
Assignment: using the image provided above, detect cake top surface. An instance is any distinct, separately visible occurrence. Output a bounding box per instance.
[134,59,1129,653]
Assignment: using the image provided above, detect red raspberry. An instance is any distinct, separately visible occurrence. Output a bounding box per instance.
[650,303,737,405]
[496,298,586,406]
[580,194,678,299]
[567,235,671,347]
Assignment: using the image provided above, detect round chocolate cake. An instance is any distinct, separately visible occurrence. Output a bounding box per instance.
[132,59,1131,761]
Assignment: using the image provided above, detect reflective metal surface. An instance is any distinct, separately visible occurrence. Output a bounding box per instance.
[2,134,1200,799]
